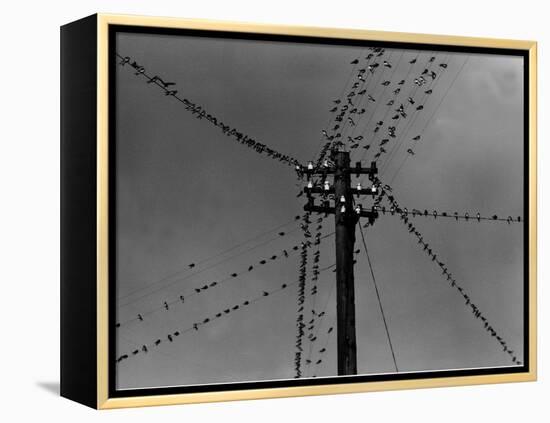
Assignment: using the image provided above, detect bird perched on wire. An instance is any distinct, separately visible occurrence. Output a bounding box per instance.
[147,75,176,88]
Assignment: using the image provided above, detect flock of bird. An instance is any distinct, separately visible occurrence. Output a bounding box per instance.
[377,179,521,365]
[115,224,334,330]
[294,212,311,377]
[117,53,302,169]
[115,44,522,374]
[116,276,301,364]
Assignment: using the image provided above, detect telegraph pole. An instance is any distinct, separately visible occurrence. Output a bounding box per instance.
[333,151,358,375]
[299,150,378,376]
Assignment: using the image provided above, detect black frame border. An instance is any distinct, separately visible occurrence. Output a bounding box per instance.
[107,24,530,399]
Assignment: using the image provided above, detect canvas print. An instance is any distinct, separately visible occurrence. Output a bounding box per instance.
[112,29,527,391]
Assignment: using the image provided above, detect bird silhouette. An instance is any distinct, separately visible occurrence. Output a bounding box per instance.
[350,58,359,64]
[147,75,176,88]
[409,58,417,64]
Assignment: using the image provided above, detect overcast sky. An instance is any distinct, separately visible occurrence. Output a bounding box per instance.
[114,31,524,390]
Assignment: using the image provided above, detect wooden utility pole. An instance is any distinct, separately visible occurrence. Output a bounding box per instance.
[333,151,358,375]
[300,150,378,376]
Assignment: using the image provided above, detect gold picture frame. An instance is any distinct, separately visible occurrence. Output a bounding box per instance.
[60,13,537,409]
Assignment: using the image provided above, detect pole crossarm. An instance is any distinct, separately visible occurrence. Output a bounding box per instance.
[304,199,379,224]
[296,160,378,179]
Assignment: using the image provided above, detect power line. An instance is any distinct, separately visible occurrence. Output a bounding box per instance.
[380,54,452,175]
[376,53,445,169]
[388,56,470,185]
[358,224,399,372]
[117,226,304,309]
[117,216,304,303]
[378,179,521,366]
[375,203,522,224]
[116,262,337,365]
[116,53,303,169]
[116,229,336,328]
[294,212,312,378]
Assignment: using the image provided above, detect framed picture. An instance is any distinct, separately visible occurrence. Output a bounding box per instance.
[60,14,537,409]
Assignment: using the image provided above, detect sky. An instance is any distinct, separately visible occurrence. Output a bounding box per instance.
[113,30,524,390]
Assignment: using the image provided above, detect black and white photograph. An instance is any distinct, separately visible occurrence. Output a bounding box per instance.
[111,28,528,392]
